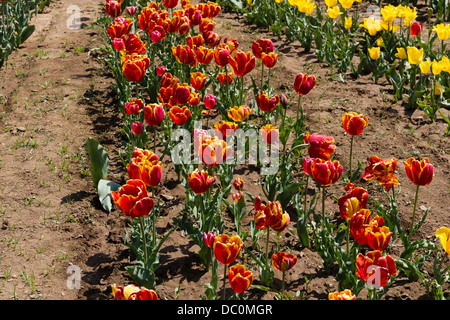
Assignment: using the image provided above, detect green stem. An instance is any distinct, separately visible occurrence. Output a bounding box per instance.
[296,94,302,121]
[223,264,228,300]
[261,62,264,91]
[265,228,270,267]
[282,271,285,297]
[138,216,148,263]
[303,175,309,215]
[322,186,326,226]
[349,135,354,180]
[346,219,350,255]
[409,185,420,241]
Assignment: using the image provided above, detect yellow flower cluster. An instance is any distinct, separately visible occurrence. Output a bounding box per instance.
[288,0,316,15]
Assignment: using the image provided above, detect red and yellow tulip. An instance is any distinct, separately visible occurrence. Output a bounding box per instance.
[111,179,155,218]
[228,264,253,294]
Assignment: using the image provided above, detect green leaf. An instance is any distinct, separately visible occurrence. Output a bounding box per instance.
[17,25,35,45]
[97,179,120,213]
[125,265,157,290]
[84,137,109,189]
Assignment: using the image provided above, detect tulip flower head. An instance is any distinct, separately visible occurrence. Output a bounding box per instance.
[363,155,399,191]
[233,176,244,191]
[350,208,372,245]
[410,22,422,36]
[432,23,450,41]
[272,252,297,272]
[126,148,162,187]
[254,197,290,232]
[342,112,369,136]
[144,103,165,126]
[227,50,256,77]
[213,120,238,138]
[204,94,217,110]
[338,183,369,220]
[368,47,381,60]
[403,157,434,186]
[328,289,356,300]
[251,39,274,59]
[304,132,336,160]
[228,264,253,294]
[203,231,218,248]
[256,91,280,113]
[294,73,316,96]
[308,158,343,187]
[435,227,450,255]
[188,169,217,194]
[168,106,191,125]
[112,284,159,300]
[227,105,251,122]
[111,179,155,218]
[122,53,150,82]
[213,234,243,265]
[356,250,397,288]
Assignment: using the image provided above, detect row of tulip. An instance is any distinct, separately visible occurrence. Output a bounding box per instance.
[96,0,449,300]
[218,0,450,128]
[0,0,52,69]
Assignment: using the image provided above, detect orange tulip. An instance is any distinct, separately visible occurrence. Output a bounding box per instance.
[272,252,297,272]
[172,45,197,67]
[366,216,392,251]
[111,179,155,218]
[196,1,221,18]
[304,132,336,160]
[228,50,256,77]
[199,18,216,35]
[356,250,397,288]
[126,148,162,187]
[328,290,356,300]
[187,34,205,49]
[228,264,253,294]
[342,112,369,136]
[227,105,251,122]
[403,157,434,186]
[338,183,369,220]
[214,120,238,138]
[107,17,133,39]
[294,73,316,95]
[120,32,147,55]
[199,136,232,167]
[168,106,191,125]
[256,91,280,113]
[144,103,165,126]
[363,155,399,191]
[196,46,214,65]
[188,168,217,194]
[122,54,150,82]
[261,124,279,144]
[309,158,343,186]
[349,209,371,245]
[254,197,290,232]
[213,234,243,265]
[112,284,159,300]
[162,0,178,9]
[218,72,233,85]
[190,72,206,91]
[261,51,278,68]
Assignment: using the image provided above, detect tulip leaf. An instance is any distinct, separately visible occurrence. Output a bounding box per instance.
[84,137,109,189]
[97,179,120,213]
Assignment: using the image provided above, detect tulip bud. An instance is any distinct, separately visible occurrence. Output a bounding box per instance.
[131,121,143,135]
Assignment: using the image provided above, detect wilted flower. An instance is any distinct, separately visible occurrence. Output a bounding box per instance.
[363,155,399,191]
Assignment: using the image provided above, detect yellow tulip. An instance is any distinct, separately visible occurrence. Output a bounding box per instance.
[298,0,316,15]
[432,23,450,41]
[435,227,450,255]
[434,82,444,95]
[396,4,406,18]
[440,56,450,73]
[419,60,431,74]
[344,17,352,29]
[327,6,342,19]
[395,47,407,60]
[368,47,380,60]
[325,0,337,7]
[275,0,284,3]
[381,21,399,33]
[360,18,383,36]
[406,46,423,65]
[339,0,354,9]
[403,7,417,27]
[380,4,398,24]
[432,59,444,75]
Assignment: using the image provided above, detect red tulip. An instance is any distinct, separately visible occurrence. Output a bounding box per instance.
[190,72,206,91]
[349,209,371,245]
[196,46,214,65]
[168,106,191,125]
[123,98,144,115]
[213,234,243,265]
[204,94,216,110]
[309,158,343,186]
[261,52,278,68]
[144,104,165,126]
[131,121,143,135]
[228,264,253,294]
[233,176,244,191]
[107,17,133,39]
[256,91,280,113]
[228,50,256,77]
[294,73,316,95]
[410,22,422,37]
[111,179,154,218]
[261,124,279,144]
[365,216,392,251]
[126,148,162,187]
[338,183,369,220]
[214,120,238,138]
[342,112,369,136]
[251,39,274,59]
[214,43,231,67]
[356,251,397,288]
[122,54,150,82]
[403,157,434,186]
[272,252,297,272]
[104,0,121,18]
[304,132,336,160]
[112,284,159,300]
[203,231,217,248]
[188,168,217,194]
[172,45,197,67]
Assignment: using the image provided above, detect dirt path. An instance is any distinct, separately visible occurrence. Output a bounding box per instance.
[0,0,130,300]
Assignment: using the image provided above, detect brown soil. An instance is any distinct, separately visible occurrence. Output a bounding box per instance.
[0,0,448,301]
